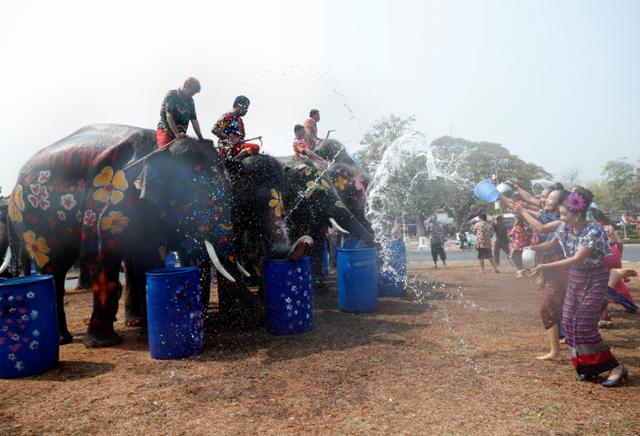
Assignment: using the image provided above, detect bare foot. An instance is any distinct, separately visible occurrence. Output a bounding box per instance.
[536,350,560,360]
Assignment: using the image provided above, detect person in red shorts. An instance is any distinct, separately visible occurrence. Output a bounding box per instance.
[156,77,204,148]
[212,95,259,159]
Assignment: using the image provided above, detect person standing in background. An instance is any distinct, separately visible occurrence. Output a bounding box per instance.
[425,216,447,269]
[473,213,499,273]
[492,215,513,267]
[304,109,321,147]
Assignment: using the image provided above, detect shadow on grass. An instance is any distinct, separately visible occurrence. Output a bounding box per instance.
[29,360,116,381]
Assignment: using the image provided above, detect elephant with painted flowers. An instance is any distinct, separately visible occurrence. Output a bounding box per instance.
[4,124,308,347]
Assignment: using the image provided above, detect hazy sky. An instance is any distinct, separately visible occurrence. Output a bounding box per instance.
[1,0,639,193]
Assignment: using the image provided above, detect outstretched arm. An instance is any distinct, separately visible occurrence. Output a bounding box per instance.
[191,119,204,140]
[531,245,591,273]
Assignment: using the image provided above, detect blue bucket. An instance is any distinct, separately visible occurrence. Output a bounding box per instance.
[146,267,203,359]
[264,256,313,335]
[337,247,378,312]
[474,179,499,203]
[378,239,407,296]
[0,275,59,378]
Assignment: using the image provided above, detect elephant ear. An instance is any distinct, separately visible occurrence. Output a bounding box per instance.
[138,162,167,214]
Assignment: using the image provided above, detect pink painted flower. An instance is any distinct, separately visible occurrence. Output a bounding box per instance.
[60,194,77,210]
[37,170,51,184]
[83,209,97,227]
[27,184,50,210]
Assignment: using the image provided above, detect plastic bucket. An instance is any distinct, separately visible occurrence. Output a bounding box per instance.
[522,248,536,270]
[146,267,203,359]
[474,179,500,203]
[0,275,59,378]
[378,239,407,296]
[337,247,378,312]
[264,256,313,335]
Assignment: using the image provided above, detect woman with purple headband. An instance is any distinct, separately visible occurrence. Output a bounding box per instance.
[529,187,628,387]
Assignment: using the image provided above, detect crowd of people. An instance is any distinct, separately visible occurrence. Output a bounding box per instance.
[156,77,326,162]
[495,182,636,387]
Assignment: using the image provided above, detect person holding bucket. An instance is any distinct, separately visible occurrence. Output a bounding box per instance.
[472,213,499,273]
[528,187,628,387]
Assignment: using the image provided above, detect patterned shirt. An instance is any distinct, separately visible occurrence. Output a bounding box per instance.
[425,220,446,245]
[157,90,197,135]
[293,138,311,159]
[473,220,494,249]
[214,112,245,144]
[554,222,611,266]
[537,212,563,256]
[509,224,531,250]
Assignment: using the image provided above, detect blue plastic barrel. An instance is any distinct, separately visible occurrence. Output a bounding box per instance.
[146,267,203,359]
[337,247,378,312]
[378,239,407,296]
[0,275,59,378]
[264,256,313,335]
[474,179,500,203]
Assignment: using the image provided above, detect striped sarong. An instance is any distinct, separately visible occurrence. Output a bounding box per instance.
[562,265,618,377]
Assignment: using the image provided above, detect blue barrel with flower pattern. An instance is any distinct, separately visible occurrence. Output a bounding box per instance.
[264,256,313,335]
[0,275,59,378]
[337,247,378,312]
[378,239,407,296]
[146,267,203,359]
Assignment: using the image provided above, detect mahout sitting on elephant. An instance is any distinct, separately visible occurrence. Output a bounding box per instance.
[283,138,376,292]
[3,124,309,347]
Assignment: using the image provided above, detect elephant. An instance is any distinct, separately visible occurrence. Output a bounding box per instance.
[283,139,376,292]
[4,124,308,347]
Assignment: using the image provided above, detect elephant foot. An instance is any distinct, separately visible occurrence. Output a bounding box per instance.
[58,330,73,345]
[84,328,123,348]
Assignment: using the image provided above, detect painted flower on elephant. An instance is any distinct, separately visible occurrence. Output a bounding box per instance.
[92,166,128,205]
[296,163,314,177]
[334,176,349,191]
[83,210,97,227]
[100,211,130,234]
[8,185,25,223]
[37,170,51,184]
[56,210,66,221]
[269,189,283,217]
[27,184,50,210]
[23,231,50,268]
[60,193,77,210]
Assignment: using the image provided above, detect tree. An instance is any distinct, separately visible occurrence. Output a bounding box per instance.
[591,159,640,211]
[359,115,553,237]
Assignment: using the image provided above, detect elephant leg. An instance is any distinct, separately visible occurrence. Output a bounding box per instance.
[216,273,265,328]
[53,272,73,345]
[124,256,144,328]
[85,261,123,348]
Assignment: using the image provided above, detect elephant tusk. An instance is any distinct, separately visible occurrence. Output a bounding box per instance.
[0,246,10,274]
[204,240,236,283]
[287,235,314,258]
[329,218,350,234]
[236,261,251,278]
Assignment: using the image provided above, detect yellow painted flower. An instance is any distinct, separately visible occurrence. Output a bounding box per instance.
[100,211,130,234]
[334,176,349,191]
[8,185,24,223]
[219,223,233,231]
[92,166,128,205]
[268,189,283,217]
[296,163,313,177]
[23,231,50,268]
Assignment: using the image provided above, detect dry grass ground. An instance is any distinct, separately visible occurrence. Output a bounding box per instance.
[2,261,640,435]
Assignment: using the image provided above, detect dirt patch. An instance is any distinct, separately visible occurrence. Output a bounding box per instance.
[2,261,640,435]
